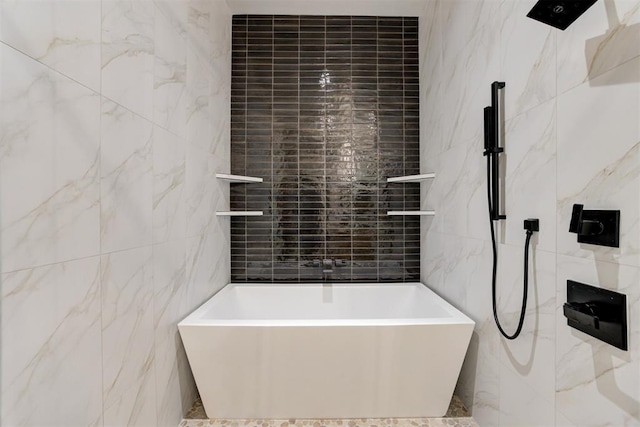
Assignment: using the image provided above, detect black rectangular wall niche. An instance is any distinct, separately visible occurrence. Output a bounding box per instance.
[231,15,420,282]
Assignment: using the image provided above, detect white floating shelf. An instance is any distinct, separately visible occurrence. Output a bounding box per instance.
[216,173,263,183]
[387,211,436,216]
[387,173,435,183]
[216,211,264,217]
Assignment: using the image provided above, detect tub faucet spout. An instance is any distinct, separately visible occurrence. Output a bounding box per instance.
[322,259,333,274]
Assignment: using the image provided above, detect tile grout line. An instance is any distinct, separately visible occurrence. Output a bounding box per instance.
[99,0,105,424]
[271,14,275,282]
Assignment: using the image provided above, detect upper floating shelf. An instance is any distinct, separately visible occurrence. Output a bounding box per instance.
[387,211,436,216]
[216,211,264,217]
[387,173,435,183]
[216,173,263,183]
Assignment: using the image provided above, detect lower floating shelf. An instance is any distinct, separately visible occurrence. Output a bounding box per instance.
[216,211,264,217]
[387,173,435,183]
[215,173,263,183]
[387,211,436,216]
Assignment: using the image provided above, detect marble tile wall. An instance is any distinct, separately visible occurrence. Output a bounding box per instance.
[0,1,231,426]
[419,0,640,426]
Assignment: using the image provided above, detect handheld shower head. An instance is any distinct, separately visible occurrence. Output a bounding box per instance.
[527,0,599,30]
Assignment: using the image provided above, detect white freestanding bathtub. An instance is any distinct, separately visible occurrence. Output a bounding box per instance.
[178,282,474,419]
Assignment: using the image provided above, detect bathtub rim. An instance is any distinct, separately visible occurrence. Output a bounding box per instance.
[178,282,475,328]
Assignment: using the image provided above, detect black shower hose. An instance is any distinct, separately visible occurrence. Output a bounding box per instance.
[487,156,532,340]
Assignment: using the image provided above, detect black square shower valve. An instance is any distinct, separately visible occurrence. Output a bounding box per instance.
[568,204,620,248]
[563,280,627,351]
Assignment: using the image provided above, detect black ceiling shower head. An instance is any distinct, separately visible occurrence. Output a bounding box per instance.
[527,0,599,30]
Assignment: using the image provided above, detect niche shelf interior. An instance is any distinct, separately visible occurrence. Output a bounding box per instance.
[387,173,436,216]
[216,173,264,217]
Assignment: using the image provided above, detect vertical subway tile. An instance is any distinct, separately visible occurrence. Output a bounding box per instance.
[231,15,420,282]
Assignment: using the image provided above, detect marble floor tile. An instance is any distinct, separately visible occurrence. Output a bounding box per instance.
[179,396,478,427]
[179,417,479,427]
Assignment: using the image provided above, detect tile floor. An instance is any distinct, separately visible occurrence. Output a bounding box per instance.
[179,396,479,427]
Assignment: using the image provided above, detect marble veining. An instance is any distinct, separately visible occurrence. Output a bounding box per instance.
[500,0,556,120]
[557,57,640,268]
[1,0,232,426]
[0,0,102,91]
[0,43,101,274]
[555,255,640,426]
[101,0,155,120]
[422,1,640,425]
[100,247,155,423]
[185,143,219,237]
[154,0,188,137]
[557,0,640,94]
[498,248,556,403]
[503,99,557,252]
[153,240,196,426]
[1,0,638,426]
[1,257,103,427]
[440,0,500,150]
[154,125,187,243]
[100,98,154,253]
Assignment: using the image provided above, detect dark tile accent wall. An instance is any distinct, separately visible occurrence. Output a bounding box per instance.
[231,15,420,282]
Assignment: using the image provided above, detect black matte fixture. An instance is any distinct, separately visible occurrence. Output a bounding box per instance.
[483,82,506,221]
[563,280,627,350]
[569,204,620,247]
[527,0,599,30]
[484,81,541,341]
[489,217,539,340]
